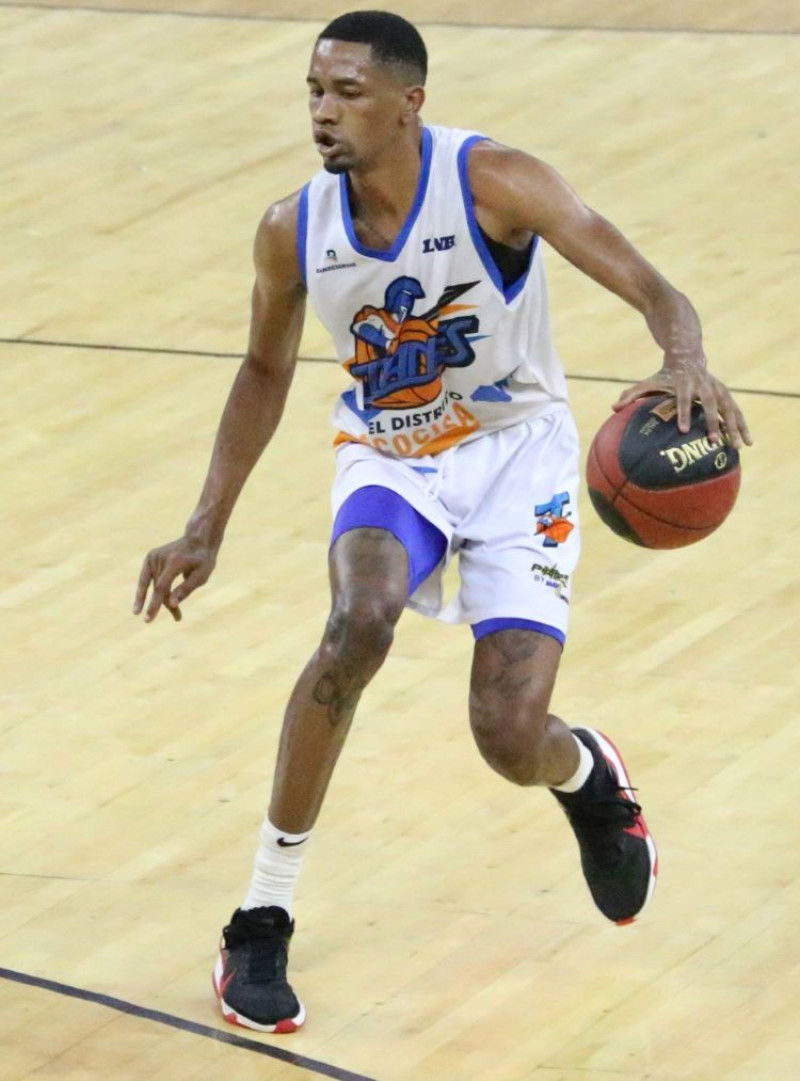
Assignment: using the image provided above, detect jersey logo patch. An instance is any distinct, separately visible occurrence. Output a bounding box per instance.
[422,235,456,253]
[348,276,481,409]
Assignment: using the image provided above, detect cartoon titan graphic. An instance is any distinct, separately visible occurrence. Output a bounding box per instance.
[348,276,482,409]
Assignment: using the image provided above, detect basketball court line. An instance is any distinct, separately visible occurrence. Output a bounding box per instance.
[0,0,797,36]
[0,336,796,400]
[0,965,381,1081]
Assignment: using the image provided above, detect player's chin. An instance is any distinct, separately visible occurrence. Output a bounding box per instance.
[321,152,358,175]
[318,145,357,174]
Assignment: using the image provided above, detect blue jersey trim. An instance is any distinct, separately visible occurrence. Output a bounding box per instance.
[457,135,538,304]
[296,184,310,288]
[471,617,565,647]
[339,127,433,263]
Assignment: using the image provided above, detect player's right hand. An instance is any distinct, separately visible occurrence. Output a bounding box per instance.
[133,537,218,623]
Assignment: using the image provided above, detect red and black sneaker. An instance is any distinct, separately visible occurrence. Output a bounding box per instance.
[551,727,658,925]
[213,906,305,1033]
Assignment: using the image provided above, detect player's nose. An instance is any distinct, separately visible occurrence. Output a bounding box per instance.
[311,92,340,124]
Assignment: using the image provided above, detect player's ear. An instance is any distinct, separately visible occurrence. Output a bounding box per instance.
[402,85,425,121]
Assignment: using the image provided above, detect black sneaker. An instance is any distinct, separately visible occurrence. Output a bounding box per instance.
[213,906,306,1032]
[551,727,658,925]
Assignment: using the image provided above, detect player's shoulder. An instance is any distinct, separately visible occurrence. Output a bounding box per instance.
[254,187,306,286]
[467,138,549,190]
[257,187,305,244]
[465,138,562,223]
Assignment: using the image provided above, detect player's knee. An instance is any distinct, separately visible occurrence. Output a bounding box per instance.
[322,591,403,677]
[469,691,551,786]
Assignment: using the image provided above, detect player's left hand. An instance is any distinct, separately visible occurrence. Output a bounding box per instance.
[612,363,753,450]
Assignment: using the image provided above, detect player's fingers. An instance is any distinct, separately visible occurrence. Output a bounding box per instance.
[133,556,155,614]
[697,382,722,445]
[144,566,176,623]
[612,386,636,410]
[734,404,753,447]
[718,393,752,449]
[168,564,209,608]
[612,380,657,411]
[672,368,694,433]
[166,600,183,622]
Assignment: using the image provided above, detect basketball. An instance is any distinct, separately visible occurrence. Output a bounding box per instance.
[586,395,741,548]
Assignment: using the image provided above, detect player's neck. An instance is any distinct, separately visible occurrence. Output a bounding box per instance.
[346,126,424,248]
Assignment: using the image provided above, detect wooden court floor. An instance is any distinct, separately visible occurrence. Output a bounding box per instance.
[1,2,799,1079]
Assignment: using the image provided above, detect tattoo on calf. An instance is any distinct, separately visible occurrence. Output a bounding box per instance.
[313,671,359,729]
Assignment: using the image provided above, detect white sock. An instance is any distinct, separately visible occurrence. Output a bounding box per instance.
[242,818,311,918]
[552,734,594,793]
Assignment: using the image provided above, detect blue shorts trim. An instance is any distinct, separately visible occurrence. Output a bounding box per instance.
[331,486,447,597]
[471,617,566,647]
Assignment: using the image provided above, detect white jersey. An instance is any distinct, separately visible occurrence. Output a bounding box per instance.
[300,124,569,459]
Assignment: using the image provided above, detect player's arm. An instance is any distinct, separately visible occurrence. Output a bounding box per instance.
[133,192,307,623]
[468,141,751,448]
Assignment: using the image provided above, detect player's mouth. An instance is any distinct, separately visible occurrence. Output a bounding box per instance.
[313,129,347,159]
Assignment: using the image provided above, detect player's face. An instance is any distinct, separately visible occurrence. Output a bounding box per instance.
[307,40,420,174]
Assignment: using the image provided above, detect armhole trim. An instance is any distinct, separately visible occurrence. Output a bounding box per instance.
[457,136,538,304]
[296,183,310,288]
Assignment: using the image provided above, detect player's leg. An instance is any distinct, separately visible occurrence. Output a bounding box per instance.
[268,488,447,834]
[214,487,447,1033]
[468,623,657,926]
[454,412,656,924]
[268,525,411,832]
[469,625,577,786]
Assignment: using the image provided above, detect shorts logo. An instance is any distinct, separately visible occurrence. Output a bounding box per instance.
[531,562,570,601]
[348,276,481,409]
[535,491,574,547]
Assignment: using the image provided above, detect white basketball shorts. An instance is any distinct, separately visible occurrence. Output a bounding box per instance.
[330,407,581,644]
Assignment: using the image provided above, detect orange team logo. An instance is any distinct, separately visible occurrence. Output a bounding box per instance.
[535,492,574,547]
[347,276,481,409]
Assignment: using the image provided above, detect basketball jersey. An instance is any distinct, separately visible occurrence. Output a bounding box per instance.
[300,124,569,459]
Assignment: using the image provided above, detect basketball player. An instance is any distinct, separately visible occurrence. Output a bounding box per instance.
[133,11,751,1033]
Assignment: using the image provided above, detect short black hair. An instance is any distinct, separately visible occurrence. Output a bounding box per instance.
[317,11,427,85]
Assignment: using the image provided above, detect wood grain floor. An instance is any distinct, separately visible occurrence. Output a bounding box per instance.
[1,3,798,1079]
[7,0,800,32]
